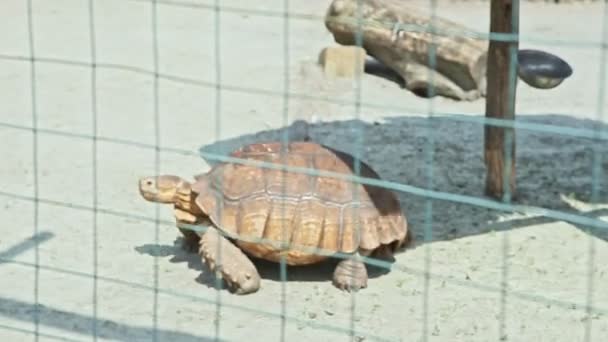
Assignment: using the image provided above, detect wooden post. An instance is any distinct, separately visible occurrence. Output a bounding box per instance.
[484,0,519,200]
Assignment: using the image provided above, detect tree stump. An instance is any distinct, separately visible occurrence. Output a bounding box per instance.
[324,0,489,101]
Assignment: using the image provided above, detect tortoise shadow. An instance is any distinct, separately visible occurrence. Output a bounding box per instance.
[135,236,394,292]
[134,237,204,272]
[135,238,221,291]
[251,253,393,283]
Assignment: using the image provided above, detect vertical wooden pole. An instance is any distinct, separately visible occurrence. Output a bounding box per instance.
[484,0,519,200]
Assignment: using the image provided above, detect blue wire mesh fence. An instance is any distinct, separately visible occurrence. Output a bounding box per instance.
[0,0,607,341]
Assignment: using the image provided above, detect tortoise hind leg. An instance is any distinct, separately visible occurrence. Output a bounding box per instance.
[332,250,371,292]
[198,228,261,295]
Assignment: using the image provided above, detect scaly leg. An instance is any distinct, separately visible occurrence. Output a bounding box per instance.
[178,227,200,253]
[198,227,261,295]
[332,250,370,291]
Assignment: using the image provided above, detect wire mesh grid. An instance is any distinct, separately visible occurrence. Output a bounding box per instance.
[0,0,607,341]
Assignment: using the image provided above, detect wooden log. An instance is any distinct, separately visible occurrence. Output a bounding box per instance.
[324,0,489,101]
[484,0,519,199]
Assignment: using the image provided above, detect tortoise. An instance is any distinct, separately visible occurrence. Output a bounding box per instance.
[138,141,410,294]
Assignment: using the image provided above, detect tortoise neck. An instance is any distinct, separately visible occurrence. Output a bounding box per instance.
[174,188,203,215]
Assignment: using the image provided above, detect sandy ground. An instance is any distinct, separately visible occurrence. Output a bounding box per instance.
[1,0,608,341]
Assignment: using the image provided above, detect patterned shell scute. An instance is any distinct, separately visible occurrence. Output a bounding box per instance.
[206,162,266,200]
[195,141,407,263]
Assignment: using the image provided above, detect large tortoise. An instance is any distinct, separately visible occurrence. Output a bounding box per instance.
[138,141,409,294]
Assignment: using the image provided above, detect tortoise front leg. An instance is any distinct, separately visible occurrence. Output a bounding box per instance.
[198,228,261,295]
[174,207,202,253]
[178,227,200,253]
[332,250,371,292]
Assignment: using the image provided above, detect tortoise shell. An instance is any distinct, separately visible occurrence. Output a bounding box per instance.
[192,141,408,265]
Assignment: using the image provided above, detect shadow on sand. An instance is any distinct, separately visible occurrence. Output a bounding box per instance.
[138,112,608,291]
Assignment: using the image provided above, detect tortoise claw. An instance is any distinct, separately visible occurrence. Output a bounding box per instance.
[332,257,368,292]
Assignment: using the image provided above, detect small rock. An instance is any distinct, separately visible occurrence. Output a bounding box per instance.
[432,325,440,336]
[318,45,367,78]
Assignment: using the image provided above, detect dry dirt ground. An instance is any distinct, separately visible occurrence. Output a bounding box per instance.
[1,0,608,341]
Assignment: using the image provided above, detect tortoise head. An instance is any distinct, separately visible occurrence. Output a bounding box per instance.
[138,175,191,204]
